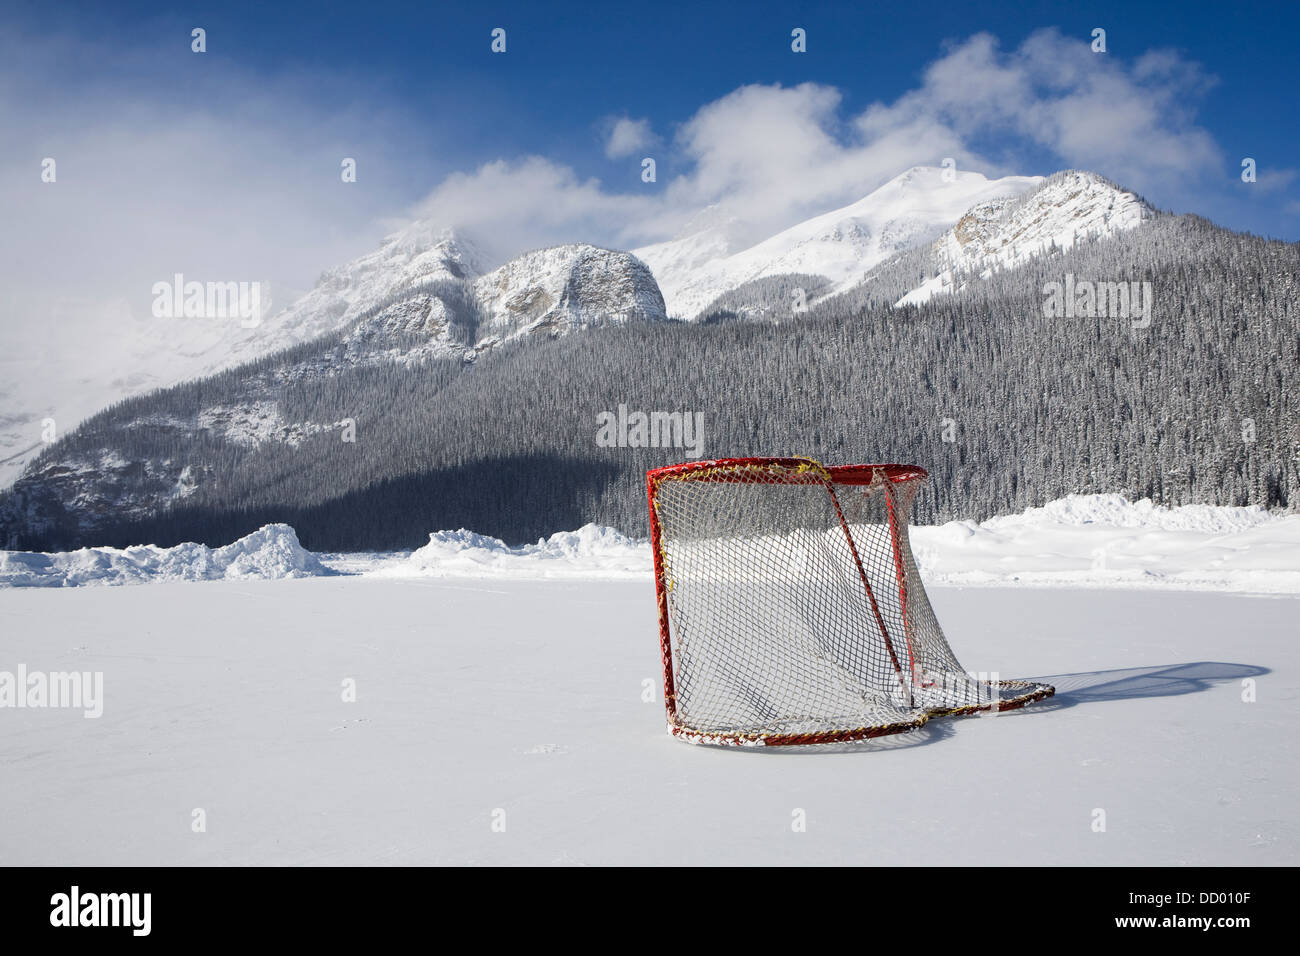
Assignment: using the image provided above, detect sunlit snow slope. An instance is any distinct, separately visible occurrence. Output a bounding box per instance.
[635,166,1042,319]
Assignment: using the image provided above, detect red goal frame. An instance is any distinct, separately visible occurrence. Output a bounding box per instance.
[646,457,1053,746]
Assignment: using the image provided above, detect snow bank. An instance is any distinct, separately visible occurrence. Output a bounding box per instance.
[4,496,1297,592]
[911,494,1300,593]
[386,524,649,580]
[979,493,1274,533]
[381,494,1300,593]
[0,524,332,588]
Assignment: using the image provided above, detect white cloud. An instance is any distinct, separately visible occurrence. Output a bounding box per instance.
[874,30,1221,188]
[0,26,425,350]
[657,81,977,242]
[604,117,656,159]
[1252,167,1299,194]
[408,29,1224,259]
[407,81,986,260]
[0,24,441,463]
[410,157,658,263]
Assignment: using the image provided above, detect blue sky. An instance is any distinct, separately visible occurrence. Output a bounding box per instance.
[2,0,1297,314]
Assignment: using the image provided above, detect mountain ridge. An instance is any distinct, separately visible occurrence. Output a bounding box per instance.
[634,165,1044,319]
[896,170,1155,306]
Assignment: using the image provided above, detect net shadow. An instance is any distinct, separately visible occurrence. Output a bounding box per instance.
[678,661,1270,753]
[994,661,1271,718]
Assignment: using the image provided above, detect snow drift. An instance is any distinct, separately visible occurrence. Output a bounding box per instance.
[382,495,1300,593]
[0,524,332,588]
[910,494,1300,592]
[389,524,647,580]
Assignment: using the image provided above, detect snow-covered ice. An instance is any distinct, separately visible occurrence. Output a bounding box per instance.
[1,492,1297,864]
[0,576,1292,865]
[0,488,1294,867]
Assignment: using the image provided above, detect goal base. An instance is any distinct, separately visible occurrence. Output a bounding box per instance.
[666,680,1056,747]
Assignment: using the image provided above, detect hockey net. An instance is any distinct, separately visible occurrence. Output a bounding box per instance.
[647,457,1054,746]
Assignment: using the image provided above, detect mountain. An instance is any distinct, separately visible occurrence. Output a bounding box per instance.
[895,170,1154,306]
[0,166,1119,490]
[474,244,666,343]
[696,170,1161,323]
[0,224,488,491]
[0,241,666,549]
[234,224,488,361]
[634,166,1043,319]
[0,283,294,492]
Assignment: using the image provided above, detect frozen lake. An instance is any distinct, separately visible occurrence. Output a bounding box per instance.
[1,577,1292,865]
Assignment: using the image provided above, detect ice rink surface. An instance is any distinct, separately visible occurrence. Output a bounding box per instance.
[2,577,1293,865]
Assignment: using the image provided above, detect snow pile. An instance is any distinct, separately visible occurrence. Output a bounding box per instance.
[388,494,1300,592]
[0,524,332,588]
[390,524,650,580]
[981,493,1273,533]
[911,494,1300,592]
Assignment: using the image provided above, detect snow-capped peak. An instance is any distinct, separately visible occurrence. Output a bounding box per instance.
[473,244,666,343]
[635,166,1043,319]
[896,170,1155,306]
[244,225,487,353]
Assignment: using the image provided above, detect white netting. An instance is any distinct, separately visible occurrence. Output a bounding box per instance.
[650,459,1053,745]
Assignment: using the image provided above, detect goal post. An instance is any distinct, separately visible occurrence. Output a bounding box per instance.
[647,457,1054,746]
